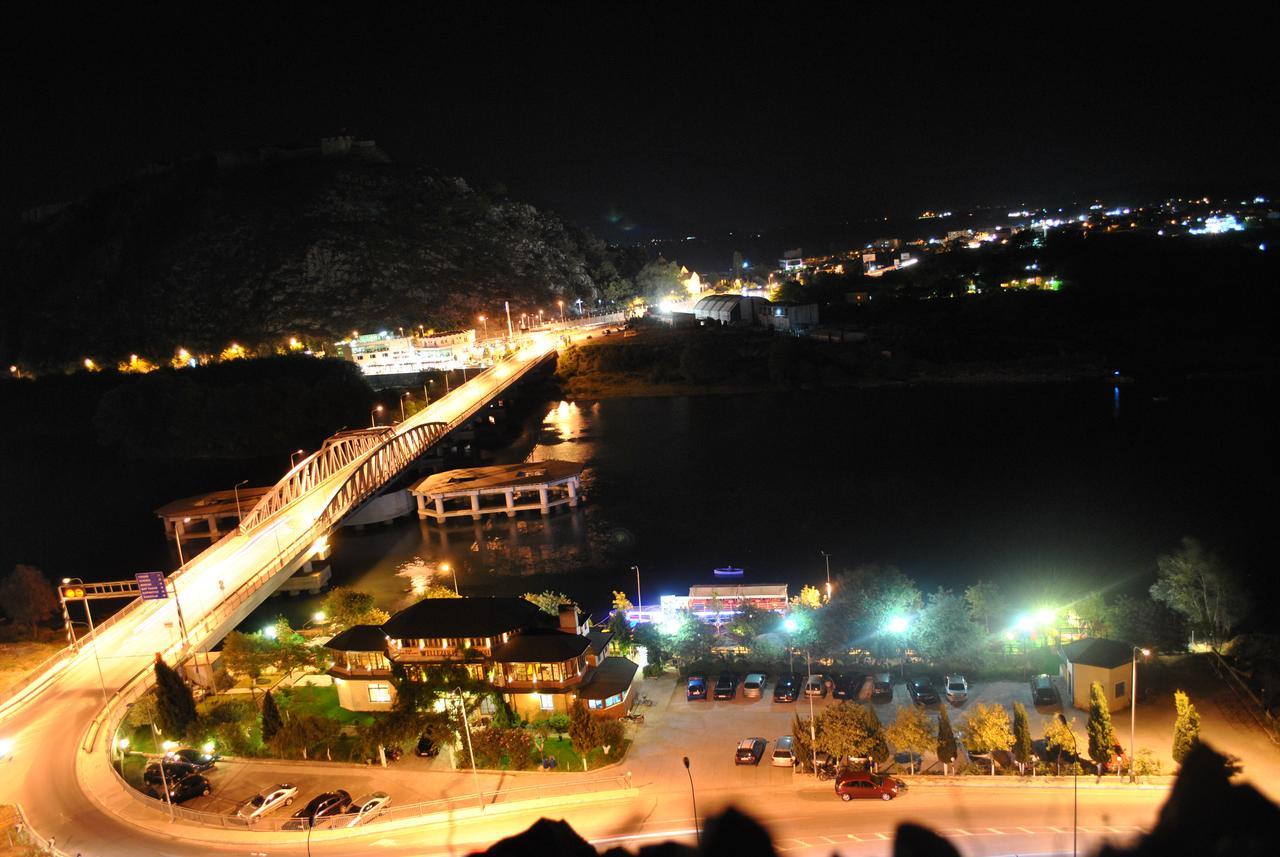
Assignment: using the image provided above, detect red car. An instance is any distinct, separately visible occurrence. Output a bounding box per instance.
[834,772,905,801]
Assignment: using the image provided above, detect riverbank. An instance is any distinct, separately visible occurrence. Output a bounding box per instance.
[554,325,1112,400]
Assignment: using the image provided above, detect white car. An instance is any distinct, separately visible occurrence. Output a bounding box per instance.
[771,735,795,767]
[743,673,766,699]
[944,674,968,704]
[236,783,298,821]
[337,792,392,827]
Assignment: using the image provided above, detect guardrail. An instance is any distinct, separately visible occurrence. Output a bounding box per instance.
[11,803,72,856]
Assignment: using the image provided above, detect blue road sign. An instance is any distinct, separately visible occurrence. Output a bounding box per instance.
[136,571,169,601]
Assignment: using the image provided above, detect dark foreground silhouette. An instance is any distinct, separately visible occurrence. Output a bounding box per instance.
[477,743,1279,857]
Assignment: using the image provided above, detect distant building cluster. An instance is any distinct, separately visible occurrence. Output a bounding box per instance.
[333,329,481,376]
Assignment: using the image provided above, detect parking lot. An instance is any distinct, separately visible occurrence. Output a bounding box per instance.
[630,670,1071,781]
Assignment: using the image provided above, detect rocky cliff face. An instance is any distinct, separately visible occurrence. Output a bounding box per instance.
[4,154,620,365]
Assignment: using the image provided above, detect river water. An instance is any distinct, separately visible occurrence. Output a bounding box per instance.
[241,376,1278,631]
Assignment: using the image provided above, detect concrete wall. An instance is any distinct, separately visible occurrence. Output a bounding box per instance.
[333,675,396,712]
[1068,662,1131,712]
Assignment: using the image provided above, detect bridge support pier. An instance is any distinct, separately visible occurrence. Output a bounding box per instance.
[568,478,579,508]
[538,486,550,515]
[505,488,516,517]
[470,492,482,520]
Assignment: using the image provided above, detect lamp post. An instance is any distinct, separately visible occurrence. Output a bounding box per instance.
[1130,646,1150,781]
[455,688,483,811]
[805,648,818,780]
[423,383,430,406]
[232,479,249,522]
[558,300,565,322]
[632,565,642,619]
[819,550,832,602]
[682,756,700,846]
[290,449,306,468]
[1058,712,1079,857]
[442,562,458,596]
[63,577,109,707]
[370,404,383,428]
[400,392,410,422]
[478,315,488,339]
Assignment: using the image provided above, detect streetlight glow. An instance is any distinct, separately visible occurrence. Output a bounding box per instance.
[886,615,910,634]
[262,625,278,640]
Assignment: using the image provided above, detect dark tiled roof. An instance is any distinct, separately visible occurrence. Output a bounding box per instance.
[325,625,388,652]
[381,597,545,639]
[587,630,612,657]
[578,657,639,700]
[491,629,591,663]
[1061,637,1134,669]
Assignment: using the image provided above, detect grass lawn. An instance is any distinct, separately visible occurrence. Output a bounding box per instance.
[276,684,375,727]
[0,640,66,696]
[539,736,631,772]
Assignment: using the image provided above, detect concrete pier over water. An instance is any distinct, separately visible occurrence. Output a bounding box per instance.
[411,460,583,522]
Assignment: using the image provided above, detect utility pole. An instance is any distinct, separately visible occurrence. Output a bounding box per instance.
[819,550,832,602]
[505,301,514,338]
[632,565,642,618]
[456,688,483,811]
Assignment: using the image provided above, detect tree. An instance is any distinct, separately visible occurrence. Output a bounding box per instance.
[220,631,273,692]
[1087,681,1117,772]
[1043,716,1079,775]
[963,703,1014,774]
[884,705,934,774]
[635,258,685,303]
[1172,689,1201,764]
[321,587,389,630]
[815,702,885,763]
[1011,702,1034,773]
[270,618,317,679]
[568,699,601,771]
[0,565,59,638]
[792,585,823,610]
[153,657,197,737]
[260,689,283,743]
[1149,537,1247,645]
[819,564,922,657]
[914,587,984,664]
[1108,594,1187,653]
[791,713,815,771]
[936,704,958,774]
[964,580,1002,634]
[598,719,625,757]
[522,590,575,616]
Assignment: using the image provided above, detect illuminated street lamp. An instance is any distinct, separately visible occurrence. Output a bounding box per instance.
[370,404,383,427]
[233,479,249,522]
[478,315,488,338]
[290,448,306,468]
[1129,646,1151,781]
[442,562,458,595]
[557,300,564,321]
[819,550,832,601]
[400,391,411,422]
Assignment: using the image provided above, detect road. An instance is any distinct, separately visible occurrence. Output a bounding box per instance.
[0,330,588,855]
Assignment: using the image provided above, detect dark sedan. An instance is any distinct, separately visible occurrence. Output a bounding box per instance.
[284,790,352,830]
[687,675,708,700]
[149,773,211,804]
[166,747,219,771]
[143,760,198,786]
[907,678,940,706]
[773,674,799,702]
[713,673,737,700]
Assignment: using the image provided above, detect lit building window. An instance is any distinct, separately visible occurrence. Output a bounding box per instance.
[538,694,555,711]
[368,683,392,703]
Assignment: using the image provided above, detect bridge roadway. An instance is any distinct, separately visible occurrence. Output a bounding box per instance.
[0,327,617,855]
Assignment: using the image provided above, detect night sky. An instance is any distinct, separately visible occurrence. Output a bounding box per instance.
[5,7,1277,238]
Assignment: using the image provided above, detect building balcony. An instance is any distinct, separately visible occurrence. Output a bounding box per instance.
[328,665,393,680]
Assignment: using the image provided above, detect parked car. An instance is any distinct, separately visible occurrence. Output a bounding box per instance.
[835,772,905,801]
[143,760,198,786]
[831,673,855,699]
[1031,674,1060,706]
[734,738,767,765]
[871,673,894,703]
[687,675,708,700]
[166,747,219,771]
[236,784,298,821]
[713,673,737,700]
[334,792,392,827]
[944,675,969,704]
[773,674,799,702]
[803,675,827,698]
[149,773,211,804]
[285,791,352,830]
[907,678,940,706]
[771,736,795,767]
[416,736,439,757]
[743,673,766,699]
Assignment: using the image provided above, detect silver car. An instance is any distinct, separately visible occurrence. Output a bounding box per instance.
[944,674,968,704]
[743,673,766,699]
[336,792,392,828]
[236,783,298,821]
